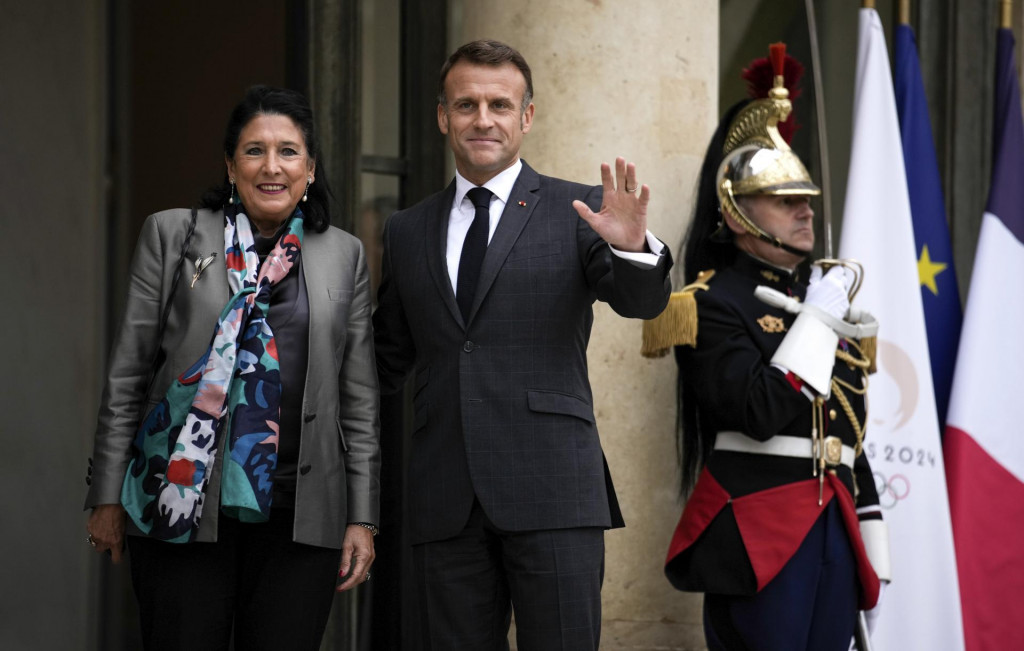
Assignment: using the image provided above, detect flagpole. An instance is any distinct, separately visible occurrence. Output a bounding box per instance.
[850,8,878,651]
[804,0,833,256]
[1001,0,1012,29]
[899,0,910,25]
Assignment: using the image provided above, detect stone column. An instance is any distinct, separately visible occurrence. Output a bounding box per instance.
[451,2,718,648]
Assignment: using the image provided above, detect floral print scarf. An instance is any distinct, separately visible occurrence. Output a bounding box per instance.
[121,207,303,543]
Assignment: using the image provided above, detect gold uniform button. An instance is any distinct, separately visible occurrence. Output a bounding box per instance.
[829,409,838,420]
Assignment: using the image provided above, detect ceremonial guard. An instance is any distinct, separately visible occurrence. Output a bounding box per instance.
[643,45,891,650]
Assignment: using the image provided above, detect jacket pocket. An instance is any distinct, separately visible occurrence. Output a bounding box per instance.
[526,389,595,424]
[328,287,352,302]
[507,240,563,262]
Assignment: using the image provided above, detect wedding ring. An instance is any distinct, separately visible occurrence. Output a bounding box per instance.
[625,185,638,193]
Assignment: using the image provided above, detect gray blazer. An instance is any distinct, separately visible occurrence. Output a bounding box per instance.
[374,162,672,544]
[86,208,380,549]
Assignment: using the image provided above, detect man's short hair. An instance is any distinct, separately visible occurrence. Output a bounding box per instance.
[437,39,534,113]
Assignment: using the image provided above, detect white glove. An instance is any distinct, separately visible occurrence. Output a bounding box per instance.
[769,265,849,396]
[864,580,888,636]
[804,265,853,321]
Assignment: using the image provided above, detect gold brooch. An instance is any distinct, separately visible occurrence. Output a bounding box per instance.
[760,269,781,283]
[757,314,786,333]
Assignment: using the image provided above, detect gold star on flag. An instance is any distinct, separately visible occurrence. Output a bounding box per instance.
[918,244,948,295]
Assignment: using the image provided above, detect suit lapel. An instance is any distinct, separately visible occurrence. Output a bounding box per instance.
[424,182,464,327]
[190,210,231,304]
[301,224,327,340]
[468,162,540,322]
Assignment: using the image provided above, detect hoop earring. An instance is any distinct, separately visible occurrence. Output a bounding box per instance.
[228,179,236,205]
[303,177,311,202]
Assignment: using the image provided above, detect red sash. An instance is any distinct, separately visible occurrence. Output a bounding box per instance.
[666,468,880,608]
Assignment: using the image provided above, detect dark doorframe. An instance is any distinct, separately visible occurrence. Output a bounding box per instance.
[306,0,448,647]
[399,0,450,207]
[308,0,361,236]
[366,2,448,649]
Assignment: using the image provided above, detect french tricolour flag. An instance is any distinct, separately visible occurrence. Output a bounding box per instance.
[944,27,1024,651]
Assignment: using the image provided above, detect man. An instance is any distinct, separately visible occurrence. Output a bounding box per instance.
[651,48,890,649]
[373,40,672,649]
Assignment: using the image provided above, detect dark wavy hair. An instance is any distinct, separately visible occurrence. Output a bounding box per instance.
[200,85,332,233]
[679,100,750,285]
[437,40,534,114]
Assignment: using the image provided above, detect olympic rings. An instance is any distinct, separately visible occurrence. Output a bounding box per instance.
[873,471,911,510]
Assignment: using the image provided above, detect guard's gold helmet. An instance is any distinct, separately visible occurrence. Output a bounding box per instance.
[716,43,819,254]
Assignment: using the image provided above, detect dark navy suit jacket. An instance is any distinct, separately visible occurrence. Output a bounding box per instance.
[373,161,672,544]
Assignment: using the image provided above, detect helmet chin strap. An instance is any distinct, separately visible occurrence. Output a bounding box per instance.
[757,229,812,257]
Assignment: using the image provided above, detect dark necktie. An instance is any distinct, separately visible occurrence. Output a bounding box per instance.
[457,187,493,321]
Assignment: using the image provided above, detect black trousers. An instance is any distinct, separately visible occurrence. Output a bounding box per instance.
[413,501,605,651]
[127,509,340,651]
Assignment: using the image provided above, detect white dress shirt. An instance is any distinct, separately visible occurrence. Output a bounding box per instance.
[446,158,666,293]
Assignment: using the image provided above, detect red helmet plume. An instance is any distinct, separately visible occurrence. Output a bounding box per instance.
[742,42,805,144]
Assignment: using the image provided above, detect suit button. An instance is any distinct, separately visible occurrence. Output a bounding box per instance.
[304,413,316,423]
[85,476,92,486]
[463,341,475,353]
[300,464,312,475]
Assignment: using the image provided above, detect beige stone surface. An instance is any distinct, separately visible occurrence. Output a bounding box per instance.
[452,1,718,647]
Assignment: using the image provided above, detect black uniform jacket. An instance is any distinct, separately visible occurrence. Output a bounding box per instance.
[665,253,882,602]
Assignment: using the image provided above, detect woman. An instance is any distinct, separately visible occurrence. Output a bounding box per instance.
[85,86,380,650]
[649,48,890,650]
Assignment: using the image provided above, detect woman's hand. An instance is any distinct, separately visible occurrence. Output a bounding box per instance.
[336,524,376,592]
[87,504,127,563]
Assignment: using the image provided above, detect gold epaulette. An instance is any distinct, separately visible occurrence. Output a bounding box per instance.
[640,270,715,358]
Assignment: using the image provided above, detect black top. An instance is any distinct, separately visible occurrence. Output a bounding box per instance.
[253,228,310,510]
